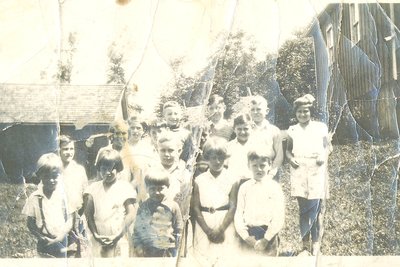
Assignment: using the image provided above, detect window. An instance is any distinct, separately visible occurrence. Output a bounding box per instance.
[349,3,360,45]
[326,24,334,65]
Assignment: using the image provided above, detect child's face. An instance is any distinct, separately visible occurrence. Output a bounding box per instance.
[296,106,311,124]
[60,142,75,164]
[149,127,166,147]
[147,184,168,202]
[234,122,252,144]
[158,140,181,168]
[250,103,268,124]
[111,127,128,149]
[207,102,225,123]
[41,168,61,193]
[248,158,270,182]
[163,107,182,127]
[111,128,128,149]
[129,121,144,143]
[99,162,118,185]
[207,151,226,173]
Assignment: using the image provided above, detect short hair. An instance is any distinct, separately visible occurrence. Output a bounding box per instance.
[96,148,124,173]
[233,113,253,128]
[128,116,148,133]
[250,95,269,110]
[109,120,129,134]
[247,145,275,163]
[163,101,182,112]
[202,137,228,161]
[208,94,225,106]
[59,135,73,147]
[145,169,170,187]
[293,94,315,112]
[35,153,63,178]
[157,131,183,149]
[148,118,167,130]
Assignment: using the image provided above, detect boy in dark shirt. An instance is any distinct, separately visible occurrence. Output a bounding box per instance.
[133,170,184,257]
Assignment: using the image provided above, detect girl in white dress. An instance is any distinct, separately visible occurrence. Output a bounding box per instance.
[285,94,331,256]
[84,148,136,257]
[192,137,239,263]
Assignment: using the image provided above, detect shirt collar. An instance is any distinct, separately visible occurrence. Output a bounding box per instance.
[254,120,270,130]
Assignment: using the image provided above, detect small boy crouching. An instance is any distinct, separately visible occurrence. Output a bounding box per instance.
[234,145,285,256]
[133,169,184,257]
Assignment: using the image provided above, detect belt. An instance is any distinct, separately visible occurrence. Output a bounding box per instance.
[200,204,230,214]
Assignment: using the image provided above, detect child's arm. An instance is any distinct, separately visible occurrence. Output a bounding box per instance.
[192,182,213,237]
[255,183,285,251]
[84,194,109,245]
[172,202,184,251]
[234,184,256,247]
[26,216,53,243]
[110,198,136,246]
[217,181,239,233]
[285,135,299,168]
[317,127,331,165]
[177,170,192,220]
[271,129,284,175]
[132,205,145,256]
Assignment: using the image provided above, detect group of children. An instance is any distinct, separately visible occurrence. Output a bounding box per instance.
[22,93,330,259]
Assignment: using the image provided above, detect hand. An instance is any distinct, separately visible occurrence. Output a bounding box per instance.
[206,229,222,243]
[85,137,94,148]
[94,234,114,246]
[211,229,225,244]
[316,155,325,166]
[109,233,123,246]
[244,236,257,247]
[289,158,300,169]
[254,239,268,251]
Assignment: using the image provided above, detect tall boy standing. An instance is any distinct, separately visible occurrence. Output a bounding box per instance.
[157,131,191,219]
[59,135,88,216]
[248,95,283,178]
[162,101,194,163]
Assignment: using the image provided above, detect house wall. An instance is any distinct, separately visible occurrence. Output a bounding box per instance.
[0,124,58,183]
[311,3,400,142]
[0,123,109,183]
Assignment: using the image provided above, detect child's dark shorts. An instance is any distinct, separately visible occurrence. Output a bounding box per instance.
[143,246,176,257]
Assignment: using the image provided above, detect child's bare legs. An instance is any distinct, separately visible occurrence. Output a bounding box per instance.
[297,197,322,255]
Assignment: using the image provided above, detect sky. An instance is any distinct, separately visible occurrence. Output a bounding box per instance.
[0,0,332,117]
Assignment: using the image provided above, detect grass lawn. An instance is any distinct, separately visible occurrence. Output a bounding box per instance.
[0,140,399,257]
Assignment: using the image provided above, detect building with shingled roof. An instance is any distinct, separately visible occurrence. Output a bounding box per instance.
[0,84,125,183]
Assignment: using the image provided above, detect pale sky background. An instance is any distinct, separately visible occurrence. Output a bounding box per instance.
[0,0,332,117]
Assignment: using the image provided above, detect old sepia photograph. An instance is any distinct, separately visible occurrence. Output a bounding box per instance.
[1,1,400,266]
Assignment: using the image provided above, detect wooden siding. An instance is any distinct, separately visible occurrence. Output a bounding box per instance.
[310,3,400,141]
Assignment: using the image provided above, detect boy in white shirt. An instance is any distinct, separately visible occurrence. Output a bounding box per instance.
[248,95,283,179]
[22,153,75,258]
[162,101,193,163]
[234,145,285,256]
[59,135,88,216]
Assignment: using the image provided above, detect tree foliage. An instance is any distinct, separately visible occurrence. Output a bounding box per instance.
[157,31,278,120]
[211,31,278,118]
[55,32,76,84]
[107,42,126,84]
[276,32,317,106]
